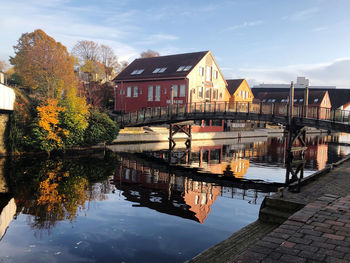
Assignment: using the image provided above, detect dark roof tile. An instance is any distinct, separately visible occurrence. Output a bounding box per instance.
[114,51,209,82]
[226,79,245,95]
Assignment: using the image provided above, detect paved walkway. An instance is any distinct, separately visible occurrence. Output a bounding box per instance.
[232,194,350,263]
[271,158,350,206]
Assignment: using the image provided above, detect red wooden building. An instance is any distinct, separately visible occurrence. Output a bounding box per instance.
[113,51,229,132]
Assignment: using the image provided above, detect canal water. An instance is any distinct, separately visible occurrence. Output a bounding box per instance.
[0,135,348,263]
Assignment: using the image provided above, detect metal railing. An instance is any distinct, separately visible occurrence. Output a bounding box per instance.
[116,101,350,127]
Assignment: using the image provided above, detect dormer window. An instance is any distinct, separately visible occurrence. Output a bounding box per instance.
[183,65,192,71]
[152,67,167,73]
[131,69,144,75]
[177,65,192,72]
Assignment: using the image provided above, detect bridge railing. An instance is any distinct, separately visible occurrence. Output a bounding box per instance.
[116,101,350,126]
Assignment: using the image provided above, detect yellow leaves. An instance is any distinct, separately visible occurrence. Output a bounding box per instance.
[37,98,69,146]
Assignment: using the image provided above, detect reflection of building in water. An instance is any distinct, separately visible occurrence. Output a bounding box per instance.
[0,196,16,240]
[114,156,271,223]
[183,179,221,223]
[253,137,329,170]
[114,158,222,223]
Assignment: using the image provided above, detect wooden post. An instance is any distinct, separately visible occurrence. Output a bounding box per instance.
[288,81,294,127]
[304,85,309,118]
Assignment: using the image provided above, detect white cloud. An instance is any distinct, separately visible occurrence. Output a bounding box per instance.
[282,8,319,21]
[224,58,350,89]
[223,20,263,31]
[135,33,179,46]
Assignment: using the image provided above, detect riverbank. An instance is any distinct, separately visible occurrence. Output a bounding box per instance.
[187,155,350,263]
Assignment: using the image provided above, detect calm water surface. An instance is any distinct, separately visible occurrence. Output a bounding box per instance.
[0,135,348,262]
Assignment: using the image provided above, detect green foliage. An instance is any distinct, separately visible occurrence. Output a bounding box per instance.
[83,109,118,146]
[59,87,90,147]
[5,87,33,153]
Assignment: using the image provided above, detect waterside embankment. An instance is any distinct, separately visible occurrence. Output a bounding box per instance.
[188,155,350,263]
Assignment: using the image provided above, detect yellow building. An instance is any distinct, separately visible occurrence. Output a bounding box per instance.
[226,79,254,105]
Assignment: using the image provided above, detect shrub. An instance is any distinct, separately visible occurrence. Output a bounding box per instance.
[83,109,118,146]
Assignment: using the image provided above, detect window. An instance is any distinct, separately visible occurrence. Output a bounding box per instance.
[220,92,222,99]
[299,99,303,102]
[155,85,161,101]
[148,86,153,101]
[199,67,204,76]
[213,89,218,100]
[164,88,167,94]
[177,65,192,72]
[239,90,242,97]
[214,70,218,79]
[119,89,123,95]
[172,85,178,97]
[205,87,211,99]
[314,98,319,103]
[184,65,192,71]
[127,87,132,97]
[140,88,142,95]
[133,86,138,97]
[153,67,167,73]
[180,84,186,97]
[130,69,144,75]
[206,66,212,81]
[243,91,246,100]
[198,87,203,98]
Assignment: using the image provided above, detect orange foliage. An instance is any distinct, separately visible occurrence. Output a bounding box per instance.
[37,98,69,146]
[37,171,64,212]
[10,29,77,98]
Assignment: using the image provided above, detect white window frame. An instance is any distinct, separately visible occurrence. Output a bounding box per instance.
[148,86,153,101]
[172,85,178,97]
[179,84,186,97]
[198,87,203,98]
[199,67,204,76]
[206,66,212,81]
[155,85,161,101]
[133,86,138,97]
[214,70,218,79]
[126,87,132,97]
[205,87,211,99]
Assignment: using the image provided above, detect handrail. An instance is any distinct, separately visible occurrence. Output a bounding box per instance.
[114,101,350,128]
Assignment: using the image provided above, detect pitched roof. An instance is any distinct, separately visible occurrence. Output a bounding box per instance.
[252,87,349,109]
[254,90,328,106]
[226,79,245,95]
[114,51,209,82]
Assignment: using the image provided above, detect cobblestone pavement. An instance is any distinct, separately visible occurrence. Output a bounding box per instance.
[232,194,350,263]
[272,160,350,205]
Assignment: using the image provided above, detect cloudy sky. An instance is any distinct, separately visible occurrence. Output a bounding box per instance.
[1,0,350,88]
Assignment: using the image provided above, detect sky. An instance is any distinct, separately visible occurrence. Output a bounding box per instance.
[1,0,350,88]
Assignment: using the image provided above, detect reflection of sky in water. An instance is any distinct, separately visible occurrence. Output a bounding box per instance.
[242,164,314,183]
[0,191,260,263]
[1,135,349,262]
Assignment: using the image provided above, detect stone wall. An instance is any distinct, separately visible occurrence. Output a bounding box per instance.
[0,113,9,156]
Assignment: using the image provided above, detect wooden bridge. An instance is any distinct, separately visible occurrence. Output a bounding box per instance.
[114,100,350,192]
[115,101,350,133]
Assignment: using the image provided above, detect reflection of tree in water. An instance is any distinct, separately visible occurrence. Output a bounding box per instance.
[5,153,119,231]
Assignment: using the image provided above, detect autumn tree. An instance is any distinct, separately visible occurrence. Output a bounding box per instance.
[72,40,100,62]
[0,60,9,72]
[30,98,69,155]
[140,49,160,58]
[10,29,76,98]
[100,44,120,80]
[59,86,90,146]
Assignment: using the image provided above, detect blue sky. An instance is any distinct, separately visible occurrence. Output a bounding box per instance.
[1,0,350,87]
